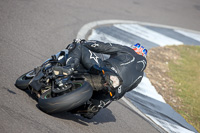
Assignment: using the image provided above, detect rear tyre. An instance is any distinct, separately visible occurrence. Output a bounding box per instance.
[15,70,35,90]
[38,81,93,114]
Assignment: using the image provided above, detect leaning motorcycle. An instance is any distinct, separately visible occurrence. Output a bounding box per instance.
[15,47,107,115]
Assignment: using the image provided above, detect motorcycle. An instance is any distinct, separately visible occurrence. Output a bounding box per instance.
[15,46,110,116]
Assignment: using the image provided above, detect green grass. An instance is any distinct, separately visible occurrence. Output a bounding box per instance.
[168,45,200,132]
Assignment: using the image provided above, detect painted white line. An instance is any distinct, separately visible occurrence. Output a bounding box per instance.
[147,115,195,133]
[175,30,200,42]
[121,97,167,133]
[121,97,146,117]
[114,24,183,46]
[77,19,200,39]
[133,76,166,103]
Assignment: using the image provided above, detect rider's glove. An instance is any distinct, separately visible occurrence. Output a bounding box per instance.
[89,65,122,91]
[52,66,72,76]
[66,39,86,51]
[103,72,122,91]
[73,39,86,44]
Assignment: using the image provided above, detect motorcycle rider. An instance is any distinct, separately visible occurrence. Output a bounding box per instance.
[53,39,147,119]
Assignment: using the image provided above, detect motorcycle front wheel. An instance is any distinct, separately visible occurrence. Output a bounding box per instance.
[15,70,35,90]
[38,81,93,114]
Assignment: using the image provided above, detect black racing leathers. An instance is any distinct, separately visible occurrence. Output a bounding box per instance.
[82,40,147,100]
[64,40,147,100]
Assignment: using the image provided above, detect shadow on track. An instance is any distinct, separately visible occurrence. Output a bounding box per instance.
[2,86,17,95]
[19,89,116,126]
[51,108,116,126]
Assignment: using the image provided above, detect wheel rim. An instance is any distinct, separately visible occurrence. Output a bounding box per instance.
[43,91,52,99]
[41,82,83,99]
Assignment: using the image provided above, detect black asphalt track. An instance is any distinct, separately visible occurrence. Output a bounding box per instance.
[1,0,200,132]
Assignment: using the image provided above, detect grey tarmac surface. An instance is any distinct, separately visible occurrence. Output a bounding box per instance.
[1,0,200,133]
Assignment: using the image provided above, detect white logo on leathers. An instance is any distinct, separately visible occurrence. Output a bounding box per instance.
[137,60,146,71]
[66,57,72,64]
[120,56,135,66]
[89,50,99,65]
[111,67,118,73]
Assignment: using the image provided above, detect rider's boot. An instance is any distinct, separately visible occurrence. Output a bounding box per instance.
[80,96,112,119]
[80,104,101,119]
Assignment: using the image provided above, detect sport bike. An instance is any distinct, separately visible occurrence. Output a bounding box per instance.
[15,47,110,116]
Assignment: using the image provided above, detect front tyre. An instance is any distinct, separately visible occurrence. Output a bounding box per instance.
[15,70,35,90]
[38,81,93,114]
